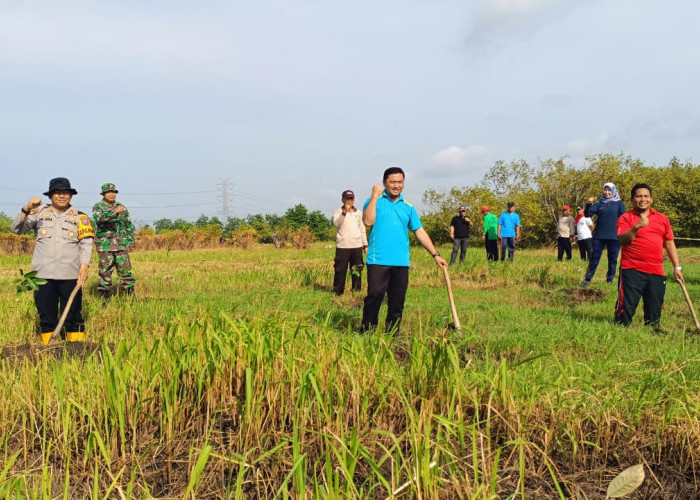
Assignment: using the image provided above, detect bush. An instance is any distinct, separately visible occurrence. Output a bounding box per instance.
[291,227,316,249]
[232,226,258,249]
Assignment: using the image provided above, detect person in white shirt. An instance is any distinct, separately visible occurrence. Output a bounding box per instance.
[575,206,594,261]
[332,190,368,295]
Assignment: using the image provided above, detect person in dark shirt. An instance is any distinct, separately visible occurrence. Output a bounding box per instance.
[580,182,625,287]
[449,206,472,265]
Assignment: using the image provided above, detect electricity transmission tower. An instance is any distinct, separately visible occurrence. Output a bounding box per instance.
[217,178,233,220]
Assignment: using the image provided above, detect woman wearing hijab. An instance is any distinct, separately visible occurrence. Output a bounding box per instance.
[580,182,625,287]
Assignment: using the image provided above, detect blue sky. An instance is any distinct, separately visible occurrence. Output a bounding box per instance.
[1,0,699,225]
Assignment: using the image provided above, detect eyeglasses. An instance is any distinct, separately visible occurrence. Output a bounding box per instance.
[344,197,354,200]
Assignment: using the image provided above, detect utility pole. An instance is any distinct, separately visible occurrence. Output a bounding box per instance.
[217,178,232,220]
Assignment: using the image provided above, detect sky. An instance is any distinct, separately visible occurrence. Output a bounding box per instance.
[1,0,699,225]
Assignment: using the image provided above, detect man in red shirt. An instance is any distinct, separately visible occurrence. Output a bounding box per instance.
[614,183,684,330]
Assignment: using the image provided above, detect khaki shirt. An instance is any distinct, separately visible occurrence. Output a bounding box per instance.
[11,204,94,279]
[333,208,368,249]
[556,215,576,238]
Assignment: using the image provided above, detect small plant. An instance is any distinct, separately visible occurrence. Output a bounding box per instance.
[13,269,46,294]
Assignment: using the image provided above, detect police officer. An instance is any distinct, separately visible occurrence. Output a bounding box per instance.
[11,177,94,344]
[92,183,135,298]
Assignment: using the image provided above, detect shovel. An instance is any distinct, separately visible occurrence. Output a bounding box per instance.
[442,266,461,330]
[48,282,82,343]
[678,280,700,332]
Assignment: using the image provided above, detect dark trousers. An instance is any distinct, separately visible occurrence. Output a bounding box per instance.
[614,269,666,327]
[450,238,469,265]
[578,238,593,260]
[557,237,572,260]
[34,279,84,335]
[333,247,364,294]
[485,239,499,261]
[585,238,620,282]
[361,265,409,333]
[500,237,516,261]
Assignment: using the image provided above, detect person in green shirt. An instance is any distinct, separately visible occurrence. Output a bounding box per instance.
[481,206,499,261]
[92,183,135,298]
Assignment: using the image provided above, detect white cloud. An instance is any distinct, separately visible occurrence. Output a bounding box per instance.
[424,145,492,177]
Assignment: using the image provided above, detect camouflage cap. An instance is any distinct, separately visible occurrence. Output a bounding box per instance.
[100,183,118,195]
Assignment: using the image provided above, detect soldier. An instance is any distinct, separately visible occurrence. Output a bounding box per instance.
[11,177,94,344]
[92,183,135,298]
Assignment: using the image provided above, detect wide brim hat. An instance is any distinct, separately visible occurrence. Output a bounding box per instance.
[100,182,119,195]
[43,177,78,196]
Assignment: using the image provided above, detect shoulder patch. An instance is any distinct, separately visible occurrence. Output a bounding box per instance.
[77,213,95,240]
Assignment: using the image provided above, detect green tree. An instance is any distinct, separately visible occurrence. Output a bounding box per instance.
[154,218,174,232]
[0,212,11,233]
[172,219,194,231]
[284,204,309,229]
[307,210,332,241]
[195,214,210,227]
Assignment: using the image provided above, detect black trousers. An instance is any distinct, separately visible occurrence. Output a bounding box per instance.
[333,247,364,294]
[34,279,85,335]
[614,269,666,327]
[361,265,409,333]
[485,239,499,261]
[557,237,572,260]
[450,238,469,265]
[578,238,593,260]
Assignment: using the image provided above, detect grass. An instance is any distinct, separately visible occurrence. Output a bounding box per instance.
[0,244,698,498]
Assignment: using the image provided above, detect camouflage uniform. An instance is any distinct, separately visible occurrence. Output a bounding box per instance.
[92,183,135,295]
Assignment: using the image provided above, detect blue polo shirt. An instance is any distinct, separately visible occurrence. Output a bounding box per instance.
[498,211,520,237]
[364,191,423,267]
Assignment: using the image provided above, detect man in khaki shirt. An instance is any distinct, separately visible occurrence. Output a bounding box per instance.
[556,205,576,260]
[332,189,368,295]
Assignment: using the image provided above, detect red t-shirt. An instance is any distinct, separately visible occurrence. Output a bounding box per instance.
[616,209,674,275]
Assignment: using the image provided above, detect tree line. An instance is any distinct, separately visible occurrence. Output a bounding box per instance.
[2,154,698,248]
[144,203,334,243]
[420,154,700,246]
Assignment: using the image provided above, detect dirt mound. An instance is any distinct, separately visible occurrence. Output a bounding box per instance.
[561,287,605,303]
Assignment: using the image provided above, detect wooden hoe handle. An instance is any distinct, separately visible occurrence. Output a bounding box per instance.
[679,280,700,331]
[50,282,82,343]
[442,266,461,330]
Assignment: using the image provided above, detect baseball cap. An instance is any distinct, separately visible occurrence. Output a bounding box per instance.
[459,206,466,212]
[481,205,489,212]
[562,205,570,211]
[342,190,354,199]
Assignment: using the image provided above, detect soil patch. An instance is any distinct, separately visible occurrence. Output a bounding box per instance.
[0,342,111,363]
[561,287,605,304]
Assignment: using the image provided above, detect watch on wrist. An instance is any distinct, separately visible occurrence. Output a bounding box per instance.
[21,207,30,215]
[432,251,440,257]
[675,266,682,271]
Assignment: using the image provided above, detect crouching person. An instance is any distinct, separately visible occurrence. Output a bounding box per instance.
[11,177,94,344]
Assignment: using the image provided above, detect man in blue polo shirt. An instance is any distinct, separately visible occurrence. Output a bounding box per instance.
[361,167,447,333]
[498,201,521,261]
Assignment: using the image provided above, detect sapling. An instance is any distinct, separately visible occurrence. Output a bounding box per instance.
[13,269,47,295]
